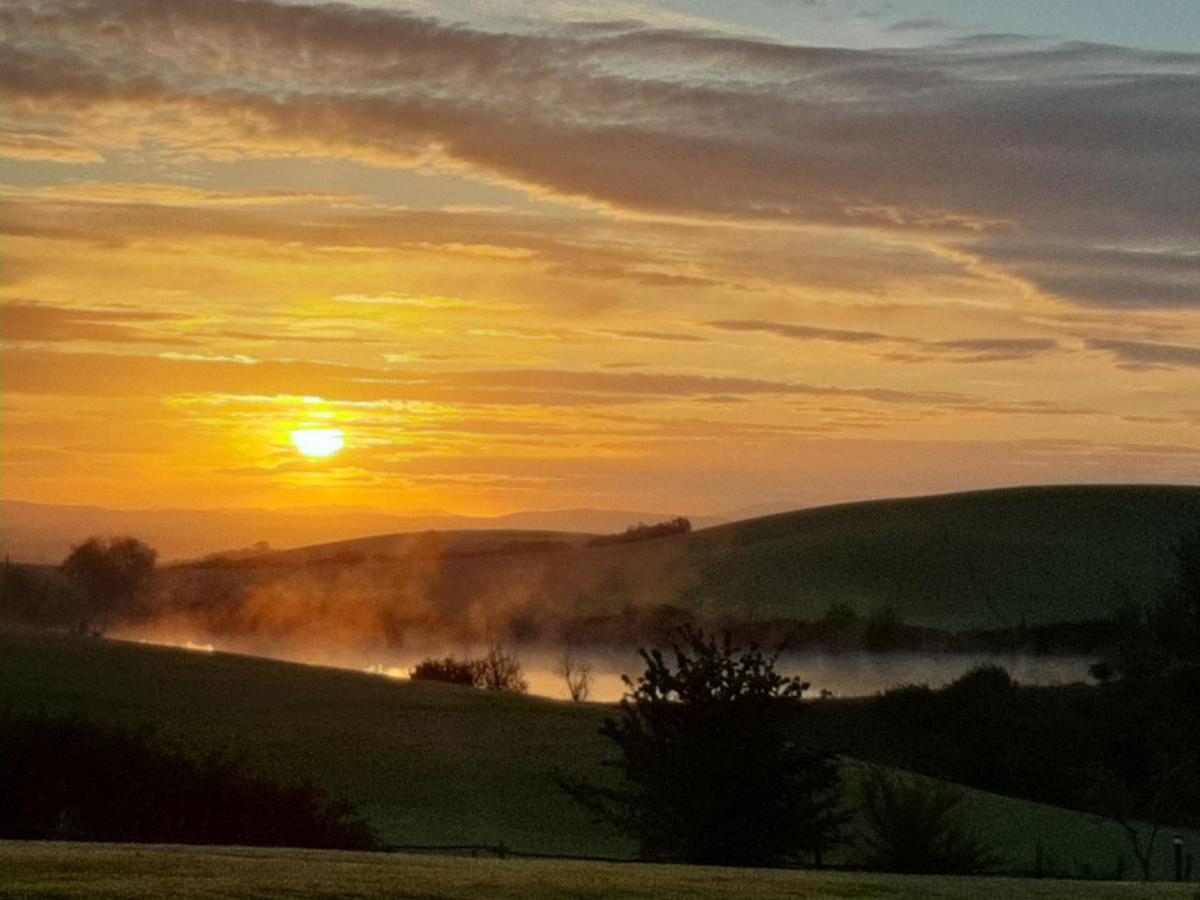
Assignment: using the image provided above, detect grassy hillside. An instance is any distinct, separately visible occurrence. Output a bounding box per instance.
[1,627,1195,879]
[248,528,595,566]
[10,486,1197,646]
[683,484,1200,628]
[2,842,1195,900]
[158,484,1200,635]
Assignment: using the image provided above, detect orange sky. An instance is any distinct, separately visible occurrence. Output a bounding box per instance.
[2,0,1198,517]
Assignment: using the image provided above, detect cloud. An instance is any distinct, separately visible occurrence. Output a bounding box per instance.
[973,241,1200,309]
[885,338,1060,365]
[706,319,891,344]
[707,319,1061,364]
[885,19,952,34]
[600,329,708,343]
[1086,338,1200,371]
[41,182,368,208]
[2,0,1197,314]
[0,345,981,408]
[0,131,104,164]
[0,302,193,345]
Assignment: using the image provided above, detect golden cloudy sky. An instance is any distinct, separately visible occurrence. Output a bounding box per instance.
[2,0,1198,516]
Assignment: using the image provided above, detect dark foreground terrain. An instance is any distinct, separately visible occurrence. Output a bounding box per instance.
[2,842,1196,900]
[2,628,1196,880]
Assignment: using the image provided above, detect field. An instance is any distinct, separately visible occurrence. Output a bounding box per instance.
[2,842,1197,900]
[2,627,1195,881]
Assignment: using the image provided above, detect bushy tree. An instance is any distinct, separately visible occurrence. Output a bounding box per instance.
[856,767,999,874]
[564,627,845,866]
[61,536,157,633]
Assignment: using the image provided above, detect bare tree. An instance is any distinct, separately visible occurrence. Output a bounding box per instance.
[556,647,593,702]
[475,641,528,693]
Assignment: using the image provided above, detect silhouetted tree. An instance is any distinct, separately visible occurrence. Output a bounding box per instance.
[819,602,861,651]
[1093,531,1200,683]
[555,647,593,702]
[1075,754,1200,881]
[475,642,528,693]
[563,627,845,866]
[409,656,479,686]
[61,536,157,633]
[1147,530,1200,667]
[863,606,904,652]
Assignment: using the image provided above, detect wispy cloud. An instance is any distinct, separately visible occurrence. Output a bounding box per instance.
[1086,338,1200,371]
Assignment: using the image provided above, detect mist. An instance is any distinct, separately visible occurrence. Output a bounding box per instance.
[112,628,1094,703]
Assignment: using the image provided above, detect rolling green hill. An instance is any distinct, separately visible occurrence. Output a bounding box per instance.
[1,627,1194,880]
[153,484,1200,639]
[9,486,1197,647]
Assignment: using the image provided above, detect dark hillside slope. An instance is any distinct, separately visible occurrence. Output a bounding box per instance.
[1,627,1194,878]
[678,484,1200,628]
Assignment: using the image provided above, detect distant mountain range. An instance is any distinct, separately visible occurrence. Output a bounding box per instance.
[0,500,725,564]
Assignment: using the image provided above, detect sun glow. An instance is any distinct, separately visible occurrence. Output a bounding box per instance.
[290,428,345,458]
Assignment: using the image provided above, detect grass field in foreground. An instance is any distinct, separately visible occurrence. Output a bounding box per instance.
[2,627,1197,879]
[2,842,1196,900]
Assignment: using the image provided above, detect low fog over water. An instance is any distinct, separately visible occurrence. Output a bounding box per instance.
[486,649,1094,702]
[117,632,1094,702]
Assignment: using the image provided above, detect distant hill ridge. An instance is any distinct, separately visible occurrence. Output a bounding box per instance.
[5,485,1196,636]
[152,484,1200,633]
[0,501,722,564]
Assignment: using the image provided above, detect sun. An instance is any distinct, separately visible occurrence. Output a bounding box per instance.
[290,428,345,458]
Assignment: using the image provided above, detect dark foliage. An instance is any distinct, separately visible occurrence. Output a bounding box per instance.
[586,517,692,547]
[0,563,74,628]
[856,767,1000,874]
[862,607,905,652]
[869,667,1088,806]
[1146,530,1200,668]
[802,659,1200,853]
[474,643,529,693]
[60,536,157,632]
[409,656,480,686]
[408,645,528,692]
[563,627,845,867]
[0,711,376,848]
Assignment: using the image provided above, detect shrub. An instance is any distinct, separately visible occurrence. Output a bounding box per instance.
[408,645,528,693]
[586,517,692,547]
[409,656,479,686]
[856,767,999,874]
[475,642,528,693]
[0,711,375,849]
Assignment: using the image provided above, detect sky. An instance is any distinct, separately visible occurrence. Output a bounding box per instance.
[1,0,1198,518]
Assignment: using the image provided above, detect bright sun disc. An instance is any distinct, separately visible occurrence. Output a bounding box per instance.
[290,428,344,458]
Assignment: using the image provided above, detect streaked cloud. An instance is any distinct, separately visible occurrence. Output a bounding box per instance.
[1086,339,1200,371]
[1,0,1197,514]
